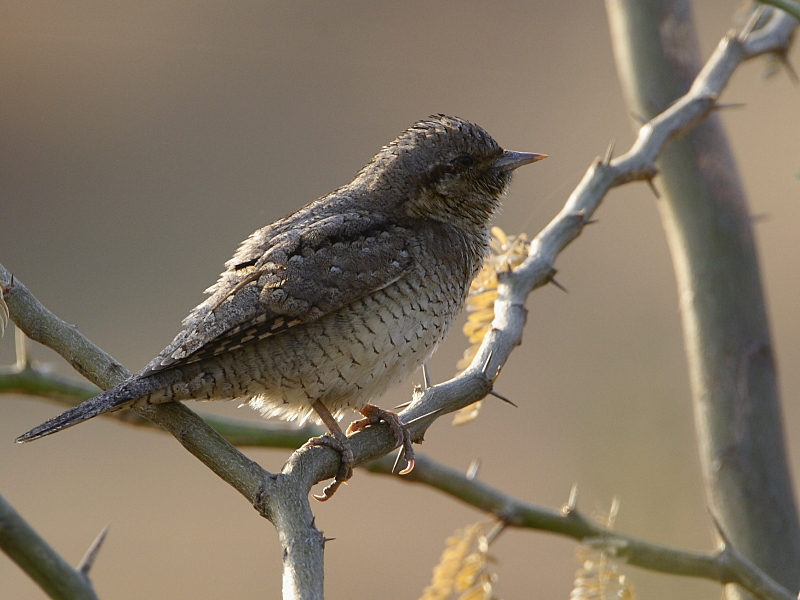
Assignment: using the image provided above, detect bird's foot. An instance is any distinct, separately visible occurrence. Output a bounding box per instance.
[347,404,415,475]
[306,431,354,501]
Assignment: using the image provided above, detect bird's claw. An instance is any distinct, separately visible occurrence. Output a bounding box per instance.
[306,432,354,501]
[398,457,415,476]
[348,403,415,476]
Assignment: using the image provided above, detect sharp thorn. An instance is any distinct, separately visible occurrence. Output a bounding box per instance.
[603,139,616,166]
[708,508,731,548]
[391,447,404,474]
[77,524,110,575]
[713,102,746,110]
[14,326,29,370]
[403,406,446,427]
[549,277,569,294]
[564,483,579,515]
[481,350,494,378]
[466,458,481,481]
[737,6,764,43]
[608,496,620,529]
[584,219,599,225]
[394,400,413,410]
[780,54,800,85]
[489,390,518,408]
[645,177,661,199]
[323,537,336,543]
[630,111,648,125]
[485,521,507,545]
[421,361,431,389]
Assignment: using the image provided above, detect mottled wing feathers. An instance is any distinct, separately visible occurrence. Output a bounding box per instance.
[141,211,412,374]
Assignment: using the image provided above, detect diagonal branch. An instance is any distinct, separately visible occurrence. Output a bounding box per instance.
[0,263,271,502]
[0,492,100,600]
[400,8,797,444]
[0,265,322,599]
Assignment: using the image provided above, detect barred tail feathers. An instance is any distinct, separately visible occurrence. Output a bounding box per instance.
[16,377,155,443]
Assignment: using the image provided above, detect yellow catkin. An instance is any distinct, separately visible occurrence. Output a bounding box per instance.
[455,227,529,424]
[418,522,501,600]
[570,500,635,600]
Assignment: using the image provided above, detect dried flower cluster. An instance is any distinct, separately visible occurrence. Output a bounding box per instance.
[419,522,501,600]
[454,227,530,425]
[571,499,635,600]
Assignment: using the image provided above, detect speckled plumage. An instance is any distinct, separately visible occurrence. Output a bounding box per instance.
[17,115,544,458]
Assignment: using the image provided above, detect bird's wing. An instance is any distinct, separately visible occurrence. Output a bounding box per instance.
[141,211,413,374]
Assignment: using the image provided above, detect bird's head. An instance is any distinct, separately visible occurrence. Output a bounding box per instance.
[361,115,545,231]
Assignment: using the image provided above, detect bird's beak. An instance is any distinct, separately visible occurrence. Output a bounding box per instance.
[493,150,547,171]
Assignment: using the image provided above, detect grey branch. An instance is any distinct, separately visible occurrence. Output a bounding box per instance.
[364,454,795,600]
[0,264,323,599]
[0,493,100,600]
[759,0,800,23]
[608,1,800,594]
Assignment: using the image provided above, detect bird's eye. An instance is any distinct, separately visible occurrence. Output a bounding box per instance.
[456,155,474,168]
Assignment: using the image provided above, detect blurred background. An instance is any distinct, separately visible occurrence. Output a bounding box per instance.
[2,1,800,598]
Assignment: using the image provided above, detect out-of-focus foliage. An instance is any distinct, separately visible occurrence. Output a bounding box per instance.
[571,499,635,600]
[418,522,502,600]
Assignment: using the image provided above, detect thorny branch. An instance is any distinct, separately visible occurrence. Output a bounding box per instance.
[0,493,100,600]
[1,6,797,600]
[364,455,795,600]
[1,261,327,599]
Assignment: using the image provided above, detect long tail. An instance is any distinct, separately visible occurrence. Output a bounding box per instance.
[16,377,157,443]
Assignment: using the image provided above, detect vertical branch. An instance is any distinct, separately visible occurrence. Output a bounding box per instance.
[269,457,326,600]
[605,1,800,596]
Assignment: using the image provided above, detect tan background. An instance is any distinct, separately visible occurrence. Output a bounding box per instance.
[3,2,800,598]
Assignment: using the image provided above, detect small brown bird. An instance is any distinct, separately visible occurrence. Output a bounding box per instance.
[17,115,545,499]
